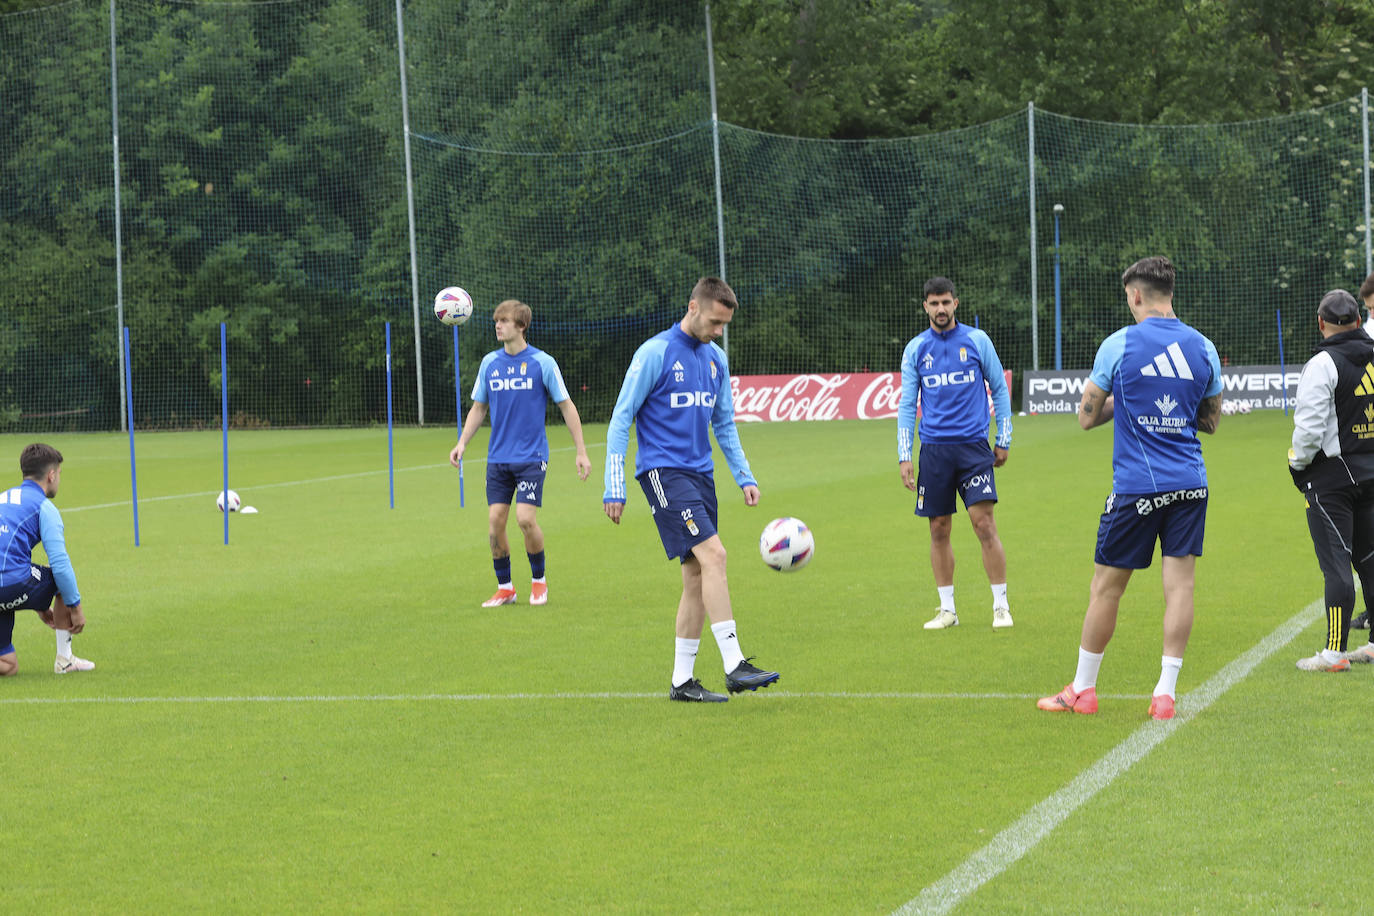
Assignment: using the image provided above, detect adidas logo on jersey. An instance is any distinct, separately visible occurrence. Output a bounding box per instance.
[1139,342,1194,380]
[672,360,685,372]
[1355,364,1374,396]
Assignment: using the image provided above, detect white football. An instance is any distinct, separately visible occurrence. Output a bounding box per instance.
[434,286,474,326]
[759,516,814,572]
[216,489,241,513]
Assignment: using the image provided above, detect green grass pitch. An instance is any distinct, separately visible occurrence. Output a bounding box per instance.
[0,411,1360,913]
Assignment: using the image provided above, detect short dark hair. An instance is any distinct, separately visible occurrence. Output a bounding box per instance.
[20,443,62,480]
[1359,271,1374,302]
[691,276,737,309]
[923,277,956,298]
[1121,256,1176,297]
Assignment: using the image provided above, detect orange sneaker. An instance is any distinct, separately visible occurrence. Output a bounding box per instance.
[481,587,518,608]
[529,582,548,606]
[1037,683,1098,714]
[1148,694,1176,720]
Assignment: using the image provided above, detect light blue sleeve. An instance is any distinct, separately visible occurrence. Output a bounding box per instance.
[469,352,498,404]
[708,344,756,489]
[1090,329,1127,392]
[1202,338,1223,398]
[897,337,920,462]
[974,331,1013,449]
[38,501,80,606]
[603,339,665,503]
[537,352,571,403]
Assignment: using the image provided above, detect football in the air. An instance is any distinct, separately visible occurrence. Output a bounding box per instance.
[216,489,241,513]
[434,287,474,326]
[759,516,814,572]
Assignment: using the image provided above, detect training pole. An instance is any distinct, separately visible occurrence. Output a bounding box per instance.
[386,321,395,509]
[220,322,229,545]
[1277,309,1288,417]
[123,327,139,546]
[453,323,464,508]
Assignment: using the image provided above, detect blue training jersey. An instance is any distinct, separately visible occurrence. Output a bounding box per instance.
[0,479,80,605]
[1089,316,1222,493]
[603,325,755,503]
[470,345,571,464]
[897,322,1012,461]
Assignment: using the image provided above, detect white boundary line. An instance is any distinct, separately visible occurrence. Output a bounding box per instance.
[0,690,1154,706]
[893,597,1321,916]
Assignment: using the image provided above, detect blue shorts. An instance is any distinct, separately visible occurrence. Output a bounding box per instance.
[486,461,547,507]
[0,565,57,656]
[1095,488,1209,569]
[637,468,719,562]
[915,441,998,517]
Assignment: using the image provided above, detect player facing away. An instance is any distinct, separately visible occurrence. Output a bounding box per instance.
[603,276,779,703]
[1038,256,1222,720]
[897,276,1014,630]
[1287,290,1374,670]
[450,299,592,607]
[0,443,92,676]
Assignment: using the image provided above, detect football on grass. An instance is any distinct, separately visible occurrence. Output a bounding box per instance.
[759,517,814,572]
[216,489,241,512]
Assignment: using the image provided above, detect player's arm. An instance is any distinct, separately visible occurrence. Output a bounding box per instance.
[1078,381,1113,430]
[450,401,488,466]
[897,340,919,490]
[604,342,662,522]
[39,501,83,633]
[709,348,758,500]
[976,332,1013,463]
[1196,394,1222,435]
[1289,355,1335,469]
[555,399,592,480]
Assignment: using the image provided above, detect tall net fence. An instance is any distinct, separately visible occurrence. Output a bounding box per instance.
[1,0,1371,433]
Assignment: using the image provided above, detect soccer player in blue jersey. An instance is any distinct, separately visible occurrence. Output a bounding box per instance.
[450,299,592,607]
[603,276,779,703]
[897,277,1014,631]
[0,443,93,677]
[1038,256,1222,720]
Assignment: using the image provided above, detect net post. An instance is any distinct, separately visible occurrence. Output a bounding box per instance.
[109,0,127,431]
[705,3,728,355]
[1028,102,1039,371]
[395,0,424,425]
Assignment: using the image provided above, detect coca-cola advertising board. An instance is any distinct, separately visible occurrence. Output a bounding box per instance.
[730,371,1012,422]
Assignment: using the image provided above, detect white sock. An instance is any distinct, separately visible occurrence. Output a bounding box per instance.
[531,576,546,585]
[56,629,73,658]
[991,583,1008,609]
[711,619,746,672]
[1154,655,1182,698]
[937,585,955,612]
[672,638,699,688]
[1072,647,1104,693]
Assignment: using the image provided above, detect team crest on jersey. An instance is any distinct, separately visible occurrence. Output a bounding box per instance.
[710,360,717,379]
[520,362,528,376]
[959,347,967,362]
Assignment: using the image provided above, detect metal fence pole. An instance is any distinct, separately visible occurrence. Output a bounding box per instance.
[1363,87,1370,277]
[109,0,127,430]
[1028,102,1038,371]
[705,3,728,355]
[395,0,424,425]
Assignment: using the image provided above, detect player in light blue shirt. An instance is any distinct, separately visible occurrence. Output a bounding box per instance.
[897,277,1015,631]
[1039,256,1222,721]
[603,276,779,703]
[0,443,93,676]
[450,299,592,608]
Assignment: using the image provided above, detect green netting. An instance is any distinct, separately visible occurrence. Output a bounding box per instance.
[0,0,1370,433]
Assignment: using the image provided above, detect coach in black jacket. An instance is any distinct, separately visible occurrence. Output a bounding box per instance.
[1289,289,1374,670]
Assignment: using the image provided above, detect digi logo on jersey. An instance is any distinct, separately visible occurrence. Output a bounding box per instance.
[921,369,977,389]
[670,391,716,408]
[490,377,535,392]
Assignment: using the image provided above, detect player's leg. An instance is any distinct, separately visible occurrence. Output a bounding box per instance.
[1297,489,1357,670]
[668,555,724,702]
[0,610,16,677]
[481,464,519,606]
[48,593,93,674]
[1150,490,1208,716]
[1346,484,1374,660]
[916,444,960,629]
[513,463,548,605]
[966,500,1011,628]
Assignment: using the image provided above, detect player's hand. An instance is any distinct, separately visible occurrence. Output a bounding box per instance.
[742,485,760,506]
[449,443,464,468]
[993,447,1009,468]
[604,501,623,524]
[575,452,592,481]
[66,603,85,635]
[899,460,916,491]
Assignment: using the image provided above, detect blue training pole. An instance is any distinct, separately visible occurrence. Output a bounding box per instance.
[221,322,229,545]
[386,321,395,509]
[1277,308,1288,416]
[123,327,139,547]
[1053,208,1062,370]
[453,323,464,508]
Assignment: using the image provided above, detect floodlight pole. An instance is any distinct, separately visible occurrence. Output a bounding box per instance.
[395,0,425,425]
